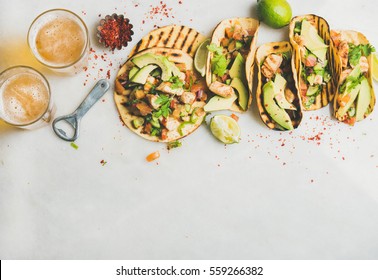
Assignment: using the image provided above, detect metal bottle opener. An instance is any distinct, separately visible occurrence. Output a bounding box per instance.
[52,79,110,141]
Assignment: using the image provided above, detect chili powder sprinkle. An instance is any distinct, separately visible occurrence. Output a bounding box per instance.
[97,14,134,50]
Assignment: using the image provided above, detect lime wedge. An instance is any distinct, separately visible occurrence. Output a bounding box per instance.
[372,52,378,82]
[194,39,210,77]
[210,115,241,144]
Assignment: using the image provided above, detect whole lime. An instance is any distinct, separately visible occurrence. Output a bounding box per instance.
[256,0,292,29]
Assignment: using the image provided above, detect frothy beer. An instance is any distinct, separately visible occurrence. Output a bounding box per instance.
[0,73,49,125]
[35,17,86,66]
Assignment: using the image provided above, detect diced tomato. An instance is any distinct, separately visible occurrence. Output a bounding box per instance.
[146,151,160,162]
[170,99,177,109]
[161,129,168,141]
[343,117,356,126]
[230,113,239,121]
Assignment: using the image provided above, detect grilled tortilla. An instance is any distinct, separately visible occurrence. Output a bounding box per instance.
[206,18,259,112]
[330,30,375,125]
[256,41,302,130]
[114,48,207,142]
[289,14,335,111]
[129,25,207,58]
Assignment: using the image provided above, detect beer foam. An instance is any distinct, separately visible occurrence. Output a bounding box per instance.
[0,73,49,125]
[35,17,85,66]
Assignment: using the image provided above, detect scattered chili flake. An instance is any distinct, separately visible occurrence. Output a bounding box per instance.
[97,14,134,50]
[106,70,111,79]
[70,142,79,150]
[100,159,107,166]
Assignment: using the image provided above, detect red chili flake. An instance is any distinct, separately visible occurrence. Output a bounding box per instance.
[106,70,111,79]
[97,14,134,50]
[100,160,107,166]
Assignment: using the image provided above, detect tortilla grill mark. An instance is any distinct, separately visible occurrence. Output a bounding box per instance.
[187,32,200,55]
[162,25,176,46]
[134,39,143,55]
[170,25,185,48]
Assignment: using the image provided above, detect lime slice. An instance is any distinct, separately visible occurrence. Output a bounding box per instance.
[210,115,241,144]
[194,39,210,77]
[372,52,378,82]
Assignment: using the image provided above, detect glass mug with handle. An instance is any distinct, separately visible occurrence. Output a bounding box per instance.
[0,66,55,129]
[27,9,90,74]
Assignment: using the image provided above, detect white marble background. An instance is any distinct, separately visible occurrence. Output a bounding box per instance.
[0,0,377,259]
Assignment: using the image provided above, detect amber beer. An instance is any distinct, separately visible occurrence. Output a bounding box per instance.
[0,66,52,128]
[28,9,89,72]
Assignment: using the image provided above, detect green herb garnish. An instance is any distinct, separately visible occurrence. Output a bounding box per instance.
[339,73,364,93]
[207,43,230,77]
[168,76,184,89]
[348,43,375,67]
[70,142,79,150]
[207,43,223,55]
[167,140,182,150]
[153,94,172,118]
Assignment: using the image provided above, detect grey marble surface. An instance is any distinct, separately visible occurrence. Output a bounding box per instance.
[0,0,378,259]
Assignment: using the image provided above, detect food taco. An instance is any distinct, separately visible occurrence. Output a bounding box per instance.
[330,30,375,125]
[129,25,207,58]
[255,41,302,130]
[205,18,259,112]
[289,15,334,111]
[114,47,208,142]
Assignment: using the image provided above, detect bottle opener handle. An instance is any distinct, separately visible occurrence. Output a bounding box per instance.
[52,79,110,141]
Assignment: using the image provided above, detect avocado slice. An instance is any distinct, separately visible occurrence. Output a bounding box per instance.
[161,56,182,78]
[336,84,361,118]
[263,81,294,130]
[130,64,158,84]
[204,93,237,112]
[230,77,248,111]
[273,74,296,110]
[300,19,328,61]
[306,85,320,96]
[229,53,246,80]
[132,53,173,81]
[356,77,371,121]
[128,66,140,80]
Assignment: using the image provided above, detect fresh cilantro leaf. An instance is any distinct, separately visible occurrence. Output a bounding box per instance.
[348,43,376,67]
[155,94,170,105]
[207,43,223,55]
[152,94,172,119]
[361,44,375,57]
[339,73,364,93]
[212,54,230,77]
[168,76,184,89]
[207,43,230,77]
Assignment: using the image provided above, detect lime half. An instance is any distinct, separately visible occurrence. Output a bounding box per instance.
[372,52,378,82]
[210,115,241,144]
[194,39,210,77]
[257,0,292,29]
